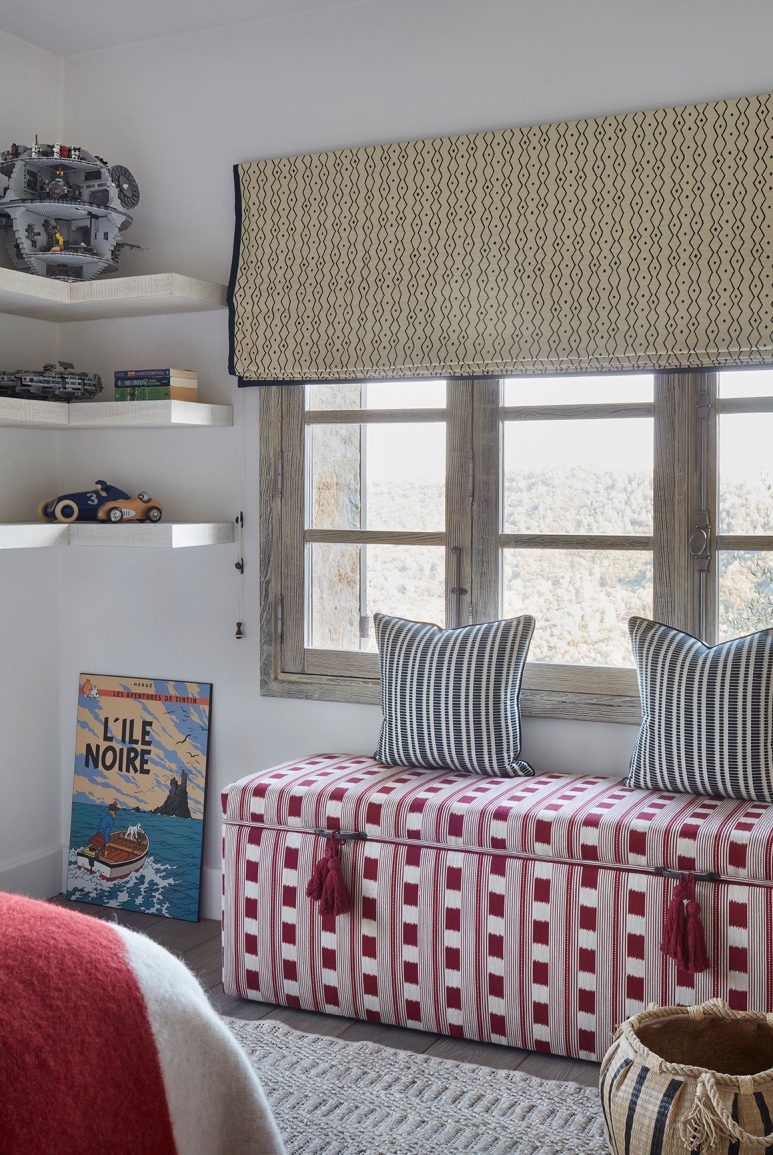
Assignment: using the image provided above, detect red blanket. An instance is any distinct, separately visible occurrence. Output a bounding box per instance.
[0,892,283,1154]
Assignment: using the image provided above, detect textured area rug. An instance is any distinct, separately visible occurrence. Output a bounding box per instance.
[227,1019,607,1155]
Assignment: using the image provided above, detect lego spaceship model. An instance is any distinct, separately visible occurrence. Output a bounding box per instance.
[0,361,102,402]
[0,138,141,281]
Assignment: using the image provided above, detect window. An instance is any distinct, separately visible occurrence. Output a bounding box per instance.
[498,377,654,668]
[712,370,773,643]
[259,371,773,720]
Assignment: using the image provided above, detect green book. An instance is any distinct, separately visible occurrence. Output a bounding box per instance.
[114,384,195,401]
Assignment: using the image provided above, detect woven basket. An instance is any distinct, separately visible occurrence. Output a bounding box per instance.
[600,998,773,1154]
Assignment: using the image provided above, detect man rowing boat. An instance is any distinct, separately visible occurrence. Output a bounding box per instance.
[87,800,119,853]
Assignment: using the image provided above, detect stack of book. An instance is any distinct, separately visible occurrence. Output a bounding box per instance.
[114,368,198,402]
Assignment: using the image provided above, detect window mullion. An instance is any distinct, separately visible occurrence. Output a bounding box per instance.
[446,379,474,626]
[279,386,306,673]
[471,379,501,623]
[259,386,284,688]
[699,371,719,644]
[653,372,701,636]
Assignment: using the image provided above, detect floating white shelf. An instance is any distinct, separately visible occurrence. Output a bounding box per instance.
[0,523,70,549]
[0,397,233,428]
[0,396,67,426]
[69,522,235,548]
[0,268,227,322]
[0,522,234,550]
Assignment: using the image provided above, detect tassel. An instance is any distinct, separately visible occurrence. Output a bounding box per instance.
[660,874,688,968]
[305,841,332,900]
[307,837,351,917]
[679,1081,722,1151]
[684,875,710,974]
[319,842,352,917]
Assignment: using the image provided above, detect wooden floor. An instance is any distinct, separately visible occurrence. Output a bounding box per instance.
[53,897,600,1087]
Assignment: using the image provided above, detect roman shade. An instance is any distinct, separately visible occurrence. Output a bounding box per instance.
[229,93,772,384]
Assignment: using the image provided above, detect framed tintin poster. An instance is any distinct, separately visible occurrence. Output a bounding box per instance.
[66,674,212,922]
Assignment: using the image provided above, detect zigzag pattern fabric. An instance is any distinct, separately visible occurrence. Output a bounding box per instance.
[229,93,773,382]
[626,617,773,802]
[373,613,535,778]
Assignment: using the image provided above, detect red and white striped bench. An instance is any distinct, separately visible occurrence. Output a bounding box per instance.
[222,755,773,1061]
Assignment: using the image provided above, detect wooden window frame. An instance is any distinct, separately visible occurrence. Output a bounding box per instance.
[259,372,728,722]
[703,381,773,645]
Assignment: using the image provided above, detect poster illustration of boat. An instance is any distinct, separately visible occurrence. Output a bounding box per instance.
[66,674,212,922]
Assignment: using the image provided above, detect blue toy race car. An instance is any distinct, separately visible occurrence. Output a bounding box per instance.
[39,480,162,523]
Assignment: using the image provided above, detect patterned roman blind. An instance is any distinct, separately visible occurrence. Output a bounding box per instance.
[229,93,772,383]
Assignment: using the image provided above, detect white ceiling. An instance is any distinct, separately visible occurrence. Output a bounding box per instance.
[0,0,364,56]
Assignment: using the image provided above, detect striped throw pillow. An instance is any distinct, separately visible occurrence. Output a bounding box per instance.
[374,613,535,778]
[625,616,773,801]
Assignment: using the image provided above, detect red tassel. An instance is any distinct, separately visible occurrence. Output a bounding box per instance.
[307,838,351,917]
[319,844,352,917]
[684,875,710,974]
[305,842,332,900]
[660,872,711,974]
[660,875,688,968]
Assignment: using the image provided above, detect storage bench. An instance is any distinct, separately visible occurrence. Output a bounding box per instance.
[221,754,773,1061]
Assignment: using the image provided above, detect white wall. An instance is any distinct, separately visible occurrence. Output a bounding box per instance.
[0,33,63,896]
[3,0,770,913]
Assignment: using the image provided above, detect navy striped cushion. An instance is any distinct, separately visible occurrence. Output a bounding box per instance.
[374,613,535,778]
[625,616,773,801]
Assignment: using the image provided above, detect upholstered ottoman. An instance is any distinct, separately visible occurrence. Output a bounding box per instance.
[221,755,773,1061]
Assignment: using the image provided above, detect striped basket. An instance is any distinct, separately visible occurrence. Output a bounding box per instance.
[601,998,773,1154]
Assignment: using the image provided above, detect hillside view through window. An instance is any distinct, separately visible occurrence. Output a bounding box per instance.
[303,373,773,668]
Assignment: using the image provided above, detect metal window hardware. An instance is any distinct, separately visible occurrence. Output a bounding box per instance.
[234,511,245,639]
[276,595,284,645]
[450,546,469,627]
[234,510,245,573]
[697,382,713,417]
[688,510,712,573]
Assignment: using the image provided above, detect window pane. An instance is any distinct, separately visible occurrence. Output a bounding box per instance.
[305,383,364,411]
[502,549,652,666]
[503,374,653,406]
[719,370,773,400]
[308,543,445,651]
[307,423,445,531]
[718,413,773,534]
[306,379,446,410]
[718,551,773,641]
[502,419,653,534]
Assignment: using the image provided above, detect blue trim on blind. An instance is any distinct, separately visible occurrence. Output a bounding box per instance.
[227,164,243,382]
[233,366,712,387]
[238,373,504,387]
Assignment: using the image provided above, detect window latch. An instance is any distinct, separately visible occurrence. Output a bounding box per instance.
[450,546,469,627]
[696,383,713,418]
[688,511,712,572]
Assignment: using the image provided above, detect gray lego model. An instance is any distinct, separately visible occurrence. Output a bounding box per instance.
[0,138,141,281]
[0,361,103,401]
